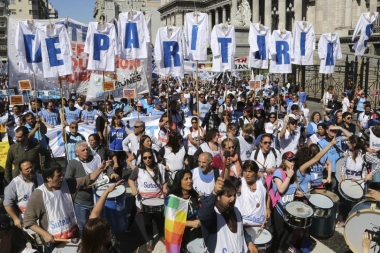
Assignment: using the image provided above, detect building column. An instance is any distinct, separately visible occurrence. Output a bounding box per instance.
[222,6,226,23]
[294,0,302,21]
[208,11,213,28]
[252,0,259,23]
[215,8,219,25]
[231,1,237,21]
[176,10,183,26]
[345,0,352,27]
[278,0,286,30]
[370,0,377,12]
[264,0,271,27]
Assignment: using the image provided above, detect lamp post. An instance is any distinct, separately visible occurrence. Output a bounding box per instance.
[271,7,279,31]
[286,3,294,31]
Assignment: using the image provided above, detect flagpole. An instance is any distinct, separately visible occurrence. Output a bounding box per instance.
[59,76,69,162]
[195,60,200,140]
[33,72,42,168]
[135,59,139,121]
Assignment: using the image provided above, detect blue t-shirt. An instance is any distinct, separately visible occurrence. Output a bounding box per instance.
[41,109,60,125]
[25,123,48,149]
[105,110,115,120]
[272,169,299,215]
[180,104,192,117]
[109,126,127,151]
[82,109,98,121]
[309,155,327,187]
[64,107,81,124]
[318,137,342,173]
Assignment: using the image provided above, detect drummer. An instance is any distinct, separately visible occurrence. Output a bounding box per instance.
[235,161,270,227]
[272,140,336,252]
[336,136,368,228]
[307,144,332,189]
[65,141,119,234]
[128,148,168,252]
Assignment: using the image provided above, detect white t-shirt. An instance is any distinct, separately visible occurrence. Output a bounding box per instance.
[342,97,350,113]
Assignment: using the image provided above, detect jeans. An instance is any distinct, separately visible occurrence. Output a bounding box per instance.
[74,202,93,235]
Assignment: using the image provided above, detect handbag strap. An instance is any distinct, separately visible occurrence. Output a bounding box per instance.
[146,167,164,194]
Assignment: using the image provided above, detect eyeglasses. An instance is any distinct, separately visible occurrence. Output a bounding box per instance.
[134,126,142,128]
[290,122,297,125]
[70,126,78,129]
[191,122,197,124]
[262,141,272,145]
[227,146,234,149]
[143,156,152,160]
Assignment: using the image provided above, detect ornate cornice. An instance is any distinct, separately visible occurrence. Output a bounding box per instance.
[158,0,231,17]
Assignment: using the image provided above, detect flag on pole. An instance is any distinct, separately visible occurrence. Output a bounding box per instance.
[164,195,189,253]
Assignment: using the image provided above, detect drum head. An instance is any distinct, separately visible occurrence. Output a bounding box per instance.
[245,227,272,245]
[186,238,206,253]
[285,201,314,218]
[142,198,164,206]
[309,194,333,209]
[96,184,125,198]
[311,189,339,203]
[340,181,363,199]
[335,157,345,182]
[345,201,380,253]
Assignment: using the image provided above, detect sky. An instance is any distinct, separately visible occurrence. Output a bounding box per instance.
[49,0,95,24]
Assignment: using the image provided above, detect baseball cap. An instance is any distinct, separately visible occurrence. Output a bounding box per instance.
[154,100,163,107]
[85,101,92,106]
[288,117,298,124]
[282,151,296,161]
[136,102,143,107]
[0,214,10,231]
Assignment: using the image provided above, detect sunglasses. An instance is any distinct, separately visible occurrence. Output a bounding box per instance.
[134,126,142,128]
[346,117,352,120]
[262,141,272,145]
[70,126,78,129]
[227,146,234,150]
[143,156,152,160]
[191,122,197,124]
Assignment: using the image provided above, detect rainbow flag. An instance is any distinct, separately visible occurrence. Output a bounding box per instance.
[164,195,189,253]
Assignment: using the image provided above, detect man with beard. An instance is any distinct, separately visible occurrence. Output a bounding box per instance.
[4,159,44,229]
[64,99,82,125]
[24,162,109,250]
[4,126,51,184]
[198,178,257,253]
[75,96,85,110]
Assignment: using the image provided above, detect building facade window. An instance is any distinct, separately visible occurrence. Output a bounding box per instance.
[29,10,38,15]
[9,9,16,15]
[9,0,15,4]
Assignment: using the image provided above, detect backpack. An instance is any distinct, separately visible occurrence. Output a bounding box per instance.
[266,168,286,208]
[253,147,278,160]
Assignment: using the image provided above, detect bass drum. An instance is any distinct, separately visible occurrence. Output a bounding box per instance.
[309,189,339,238]
[335,156,345,182]
[344,200,380,253]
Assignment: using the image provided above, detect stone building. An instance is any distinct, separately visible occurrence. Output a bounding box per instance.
[158,0,380,58]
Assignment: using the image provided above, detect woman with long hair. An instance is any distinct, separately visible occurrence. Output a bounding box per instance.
[105,101,115,121]
[308,123,327,146]
[169,170,202,251]
[273,139,336,252]
[335,135,367,228]
[158,113,176,145]
[128,149,168,251]
[108,115,128,175]
[159,131,188,184]
[253,109,265,138]
[187,117,204,170]
[221,138,242,181]
[126,135,161,170]
[218,110,231,140]
[306,112,322,138]
[192,128,221,169]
